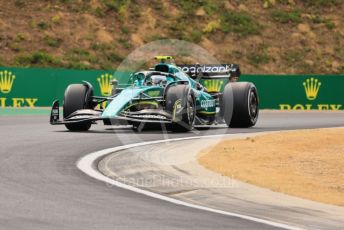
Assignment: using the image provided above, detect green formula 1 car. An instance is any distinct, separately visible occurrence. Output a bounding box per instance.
[50,56,259,132]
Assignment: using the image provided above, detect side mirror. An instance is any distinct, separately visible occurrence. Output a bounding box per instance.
[110,79,118,95]
[110,79,118,86]
[196,83,203,91]
[229,65,241,82]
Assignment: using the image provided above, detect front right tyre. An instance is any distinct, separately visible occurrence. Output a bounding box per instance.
[222,82,259,128]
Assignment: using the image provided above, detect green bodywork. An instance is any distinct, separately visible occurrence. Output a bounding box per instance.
[101,62,216,118]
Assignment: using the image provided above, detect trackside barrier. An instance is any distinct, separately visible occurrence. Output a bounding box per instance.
[0,67,343,110]
[242,75,343,111]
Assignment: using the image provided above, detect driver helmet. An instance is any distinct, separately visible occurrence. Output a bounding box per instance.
[150,75,167,86]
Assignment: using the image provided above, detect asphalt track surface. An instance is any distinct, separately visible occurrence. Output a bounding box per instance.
[1,111,344,230]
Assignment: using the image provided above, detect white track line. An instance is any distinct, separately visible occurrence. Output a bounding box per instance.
[77,134,306,230]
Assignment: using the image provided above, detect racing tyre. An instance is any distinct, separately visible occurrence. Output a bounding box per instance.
[222,82,259,128]
[165,84,195,132]
[63,84,92,131]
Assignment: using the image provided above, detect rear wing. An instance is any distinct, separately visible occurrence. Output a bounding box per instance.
[177,64,241,80]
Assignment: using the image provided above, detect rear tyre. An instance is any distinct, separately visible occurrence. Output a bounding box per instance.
[165,84,195,132]
[63,84,92,131]
[222,82,259,128]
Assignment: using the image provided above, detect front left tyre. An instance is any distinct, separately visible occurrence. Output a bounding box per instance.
[165,84,195,132]
[63,84,92,131]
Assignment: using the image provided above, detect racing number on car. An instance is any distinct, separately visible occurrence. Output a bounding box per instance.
[201,99,215,108]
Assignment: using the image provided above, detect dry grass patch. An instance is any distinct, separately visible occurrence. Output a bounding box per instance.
[198,128,344,206]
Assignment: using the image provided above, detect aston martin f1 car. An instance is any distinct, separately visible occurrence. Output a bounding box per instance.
[50,56,259,132]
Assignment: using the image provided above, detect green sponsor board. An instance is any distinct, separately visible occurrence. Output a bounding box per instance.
[242,75,343,111]
[198,75,343,111]
[0,67,130,108]
[0,67,343,110]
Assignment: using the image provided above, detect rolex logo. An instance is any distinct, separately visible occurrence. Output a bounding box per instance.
[97,73,113,96]
[0,70,16,94]
[303,78,321,100]
[203,79,223,92]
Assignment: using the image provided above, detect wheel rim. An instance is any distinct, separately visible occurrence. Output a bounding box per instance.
[248,90,258,120]
[187,94,195,124]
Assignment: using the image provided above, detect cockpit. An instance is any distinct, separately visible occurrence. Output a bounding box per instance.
[130,56,191,87]
[144,75,168,86]
[132,72,175,87]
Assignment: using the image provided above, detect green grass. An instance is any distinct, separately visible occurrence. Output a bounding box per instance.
[183,29,203,43]
[37,21,49,30]
[282,49,316,73]
[339,65,344,74]
[248,44,270,67]
[283,50,303,65]
[151,0,164,10]
[91,42,110,51]
[63,46,122,70]
[226,50,243,59]
[58,0,93,12]
[64,48,98,70]
[44,36,63,47]
[101,0,130,12]
[68,48,90,57]
[130,4,141,18]
[94,7,105,17]
[9,43,22,52]
[15,51,61,67]
[311,16,335,30]
[302,0,341,7]
[13,48,108,70]
[14,0,25,7]
[172,0,201,13]
[203,20,220,33]
[172,0,221,16]
[221,11,261,37]
[146,34,167,42]
[118,38,131,49]
[51,15,62,25]
[15,33,27,42]
[249,53,270,67]
[324,21,335,30]
[203,1,220,16]
[66,62,90,70]
[270,9,302,24]
[121,26,129,34]
[105,52,122,63]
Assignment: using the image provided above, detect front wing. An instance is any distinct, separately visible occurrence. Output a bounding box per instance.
[50,100,173,126]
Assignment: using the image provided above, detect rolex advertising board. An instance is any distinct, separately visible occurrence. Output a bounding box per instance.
[0,67,343,110]
[241,75,343,111]
[200,75,343,110]
[0,67,130,108]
